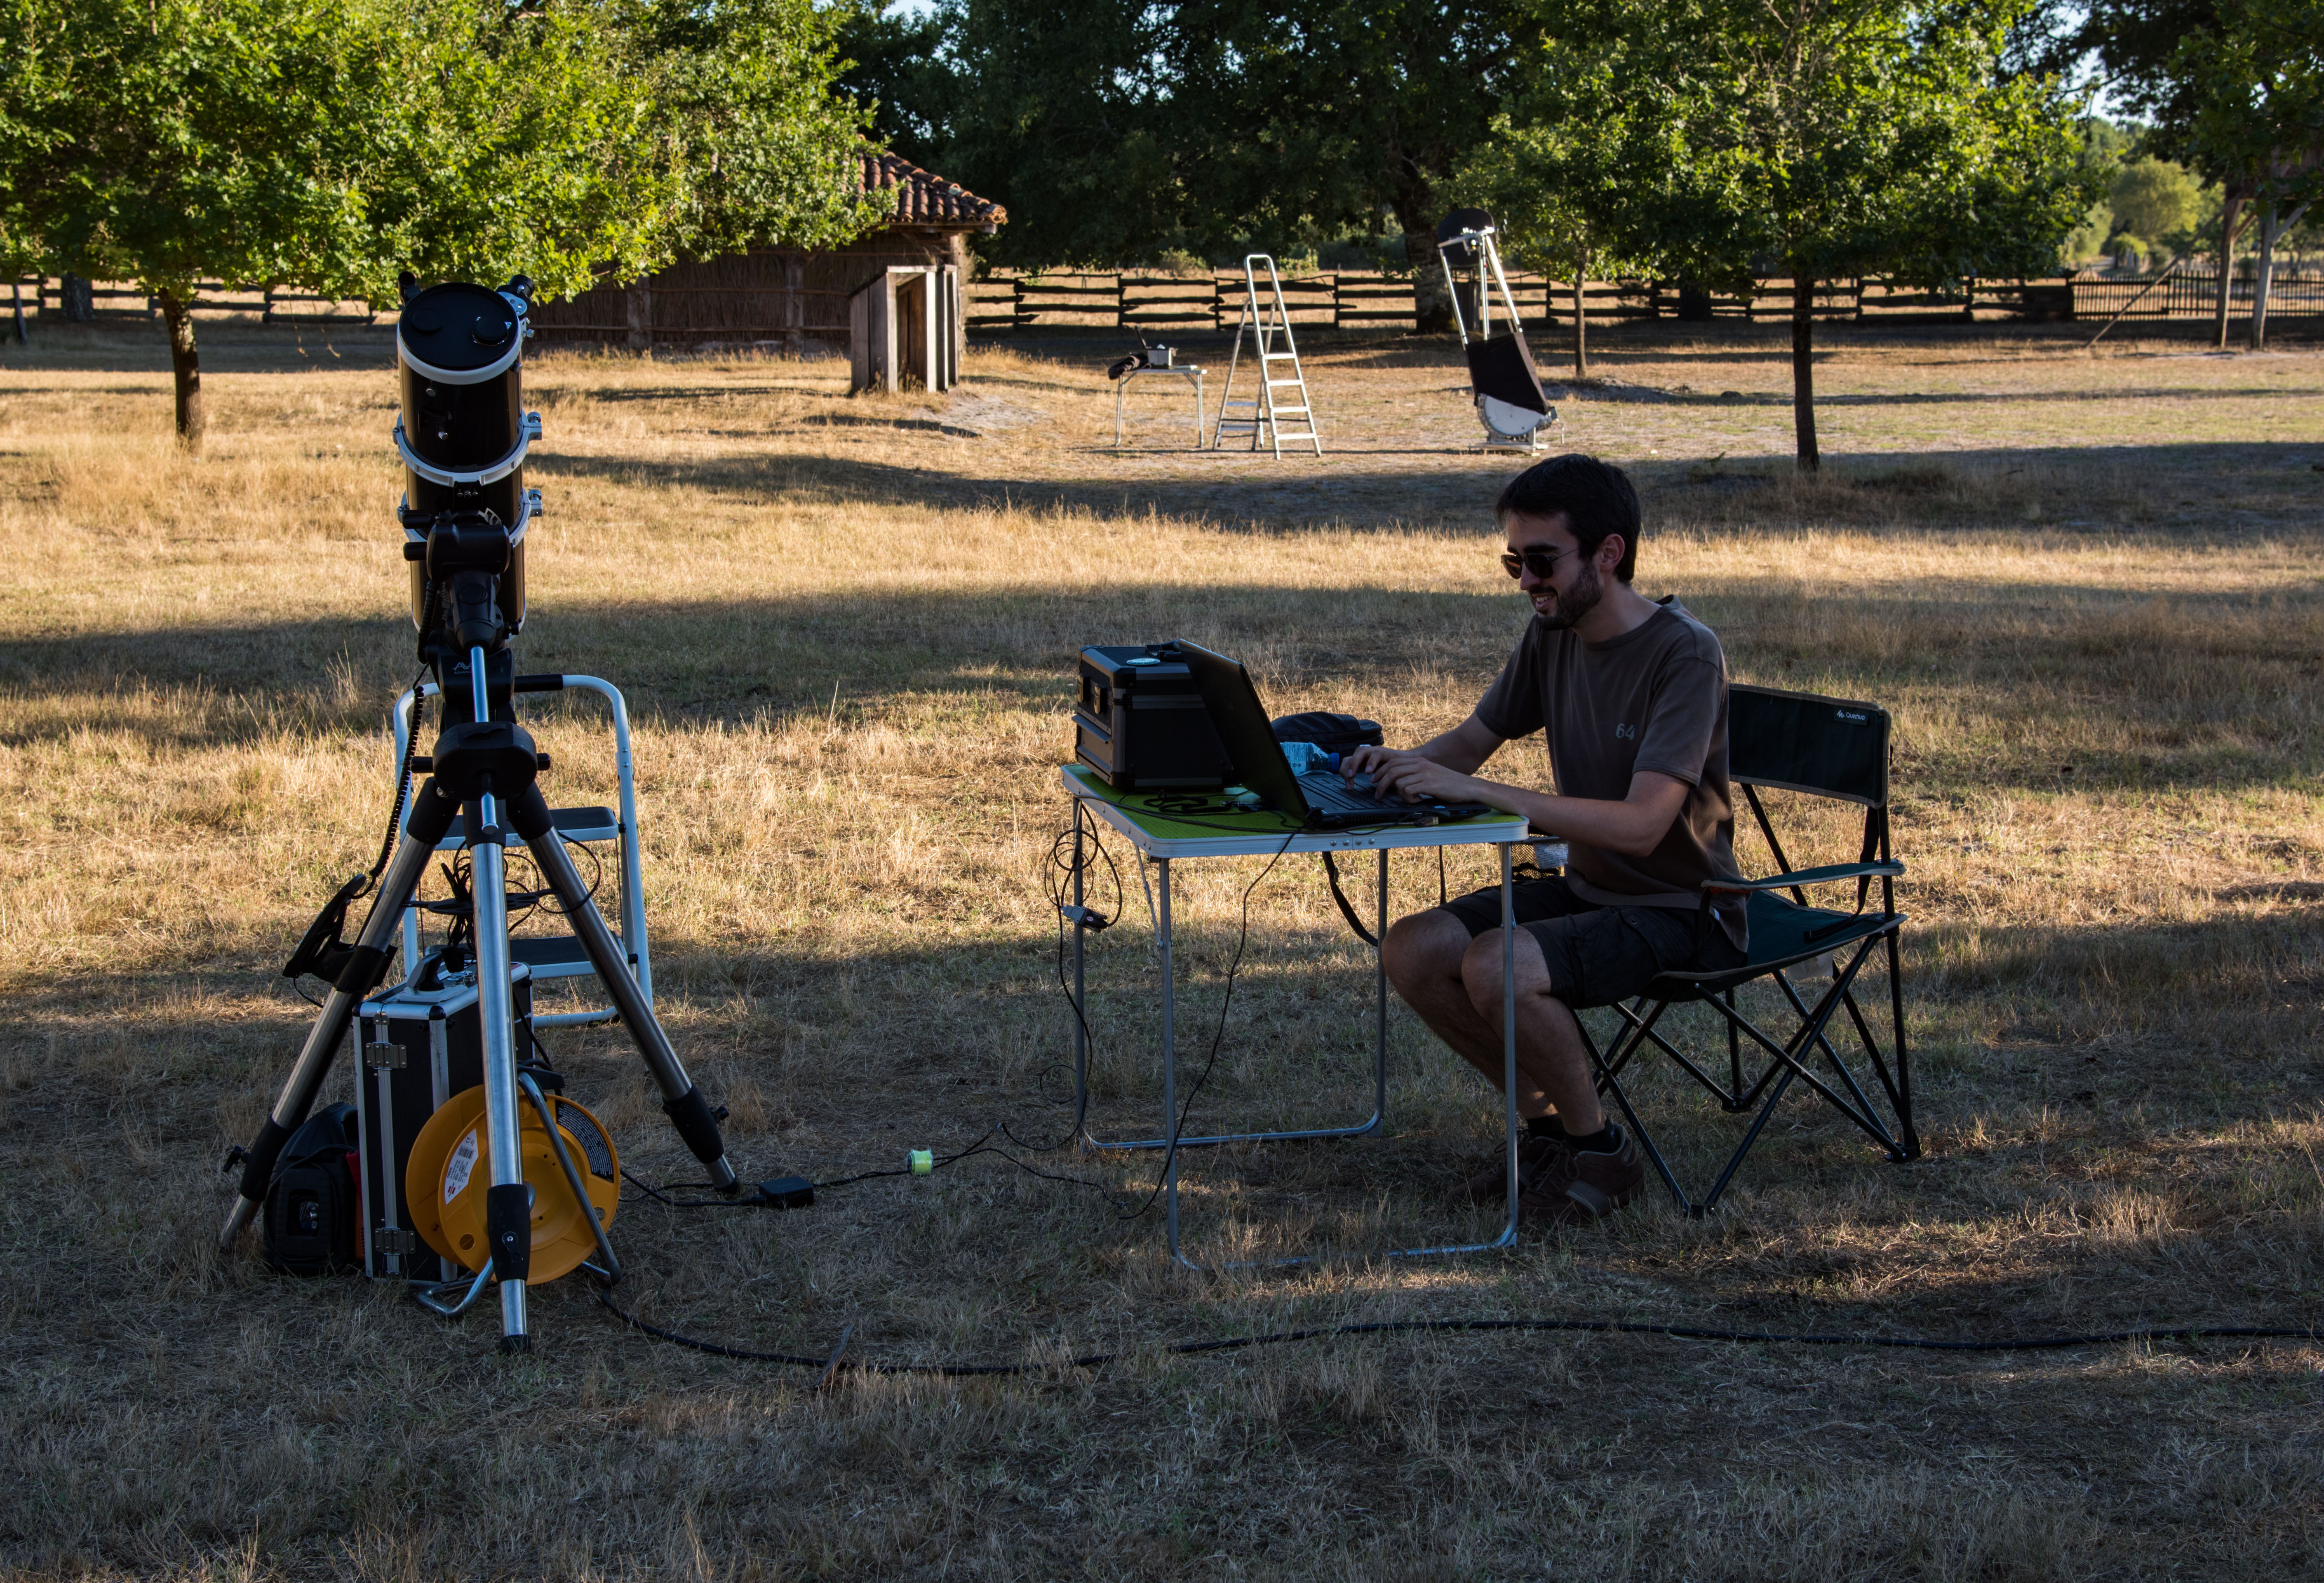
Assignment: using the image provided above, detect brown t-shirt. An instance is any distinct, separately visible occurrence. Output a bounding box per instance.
[1474,598,1747,949]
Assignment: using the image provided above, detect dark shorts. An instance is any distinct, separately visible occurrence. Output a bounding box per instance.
[1437,876,1746,1008]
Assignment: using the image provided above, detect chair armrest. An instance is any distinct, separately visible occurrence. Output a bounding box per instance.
[1702,860,1904,895]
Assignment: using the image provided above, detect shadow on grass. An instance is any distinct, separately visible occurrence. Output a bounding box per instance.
[516,440,2324,529]
[0,320,399,375]
[3,571,2319,791]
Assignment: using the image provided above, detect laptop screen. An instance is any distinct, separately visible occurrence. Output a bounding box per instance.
[1170,641,1314,822]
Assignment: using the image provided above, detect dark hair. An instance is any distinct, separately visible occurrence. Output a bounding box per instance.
[1493,454,1641,582]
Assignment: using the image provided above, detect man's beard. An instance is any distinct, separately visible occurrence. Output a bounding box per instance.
[1535,559,1603,629]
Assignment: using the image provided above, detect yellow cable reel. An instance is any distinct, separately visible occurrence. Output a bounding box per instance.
[403,1084,620,1283]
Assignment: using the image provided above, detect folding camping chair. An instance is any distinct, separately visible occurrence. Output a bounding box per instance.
[1577,684,1919,1216]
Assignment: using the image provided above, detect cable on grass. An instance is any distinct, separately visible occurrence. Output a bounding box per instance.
[1024,802,1128,1150]
[620,1131,1114,1210]
[595,1300,2324,1378]
[1113,825,1302,1222]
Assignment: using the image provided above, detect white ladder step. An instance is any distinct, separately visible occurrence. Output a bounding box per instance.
[1208,253,1321,457]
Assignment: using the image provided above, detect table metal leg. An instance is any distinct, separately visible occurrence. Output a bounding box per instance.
[1158,858,1183,1263]
[1374,846,1389,1125]
[1193,370,1206,448]
[1114,378,1125,449]
[1497,840,1521,1249]
[1145,840,1524,1271]
[1072,810,1089,1137]
[1083,838,1385,1148]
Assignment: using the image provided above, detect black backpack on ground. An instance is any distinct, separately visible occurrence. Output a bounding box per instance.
[263,1102,361,1275]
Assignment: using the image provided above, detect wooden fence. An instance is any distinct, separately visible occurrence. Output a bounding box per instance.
[965,268,2324,333]
[8,276,381,325]
[14,266,2319,338]
[2068,267,2324,322]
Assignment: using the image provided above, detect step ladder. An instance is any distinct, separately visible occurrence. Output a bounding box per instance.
[390,674,654,1029]
[1210,255,1323,457]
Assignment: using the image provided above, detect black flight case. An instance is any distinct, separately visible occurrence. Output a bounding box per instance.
[352,955,535,1283]
[1073,643,1232,791]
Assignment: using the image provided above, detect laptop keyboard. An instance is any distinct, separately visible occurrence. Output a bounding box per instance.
[1297,770,1417,817]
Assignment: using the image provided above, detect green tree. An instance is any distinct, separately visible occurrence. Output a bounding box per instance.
[618,0,886,261]
[2056,118,2131,265]
[2162,2,2324,348]
[916,0,1535,325]
[0,0,876,449]
[921,0,1190,268]
[0,0,409,450]
[2071,0,2312,345]
[363,2,681,309]
[1490,0,2095,470]
[1170,0,1540,330]
[2109,153,2202,246]
[1450,102,1663,375]
[831,0,950,165]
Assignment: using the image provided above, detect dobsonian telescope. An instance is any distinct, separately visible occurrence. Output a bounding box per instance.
[1436,209,1556,452]
[218,274,739,1350]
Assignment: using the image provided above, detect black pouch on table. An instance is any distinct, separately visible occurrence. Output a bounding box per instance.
[1270,711,1384,753]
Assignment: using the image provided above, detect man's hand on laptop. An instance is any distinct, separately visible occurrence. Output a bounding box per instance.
[1342,745,1479,805]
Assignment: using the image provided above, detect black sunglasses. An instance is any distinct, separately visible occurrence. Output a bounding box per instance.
[1500,546,1570,580]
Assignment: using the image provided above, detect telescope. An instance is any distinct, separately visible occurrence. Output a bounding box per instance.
[1436,209,1556,451]
[219,275,740,1351]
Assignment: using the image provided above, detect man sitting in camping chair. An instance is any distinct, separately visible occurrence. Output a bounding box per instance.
[1344,453,1748,1227]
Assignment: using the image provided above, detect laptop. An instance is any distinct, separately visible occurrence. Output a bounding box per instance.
[1172,640,1494,829]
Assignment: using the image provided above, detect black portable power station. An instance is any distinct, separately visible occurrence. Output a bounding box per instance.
[1073,643,1231,791]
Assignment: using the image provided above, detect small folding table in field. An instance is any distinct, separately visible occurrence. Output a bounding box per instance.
[1111,363,1207,449]
[1060,764,1548,1268]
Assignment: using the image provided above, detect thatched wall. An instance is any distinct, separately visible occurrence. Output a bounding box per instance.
[529,231,971,352]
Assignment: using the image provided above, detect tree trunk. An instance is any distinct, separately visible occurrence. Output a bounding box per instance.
[158,291,204,453]
[1571,268,1588,378]
[784,254,806,357]
[2251,200,2307,353]
[1403,224,1452,334]
[2252,205,2276,351]
[625,284,652,355]
[2213,194,2244,350]
[1791,275,1819,473]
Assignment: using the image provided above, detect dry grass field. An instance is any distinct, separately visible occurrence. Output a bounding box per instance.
[2,315,2322,1580]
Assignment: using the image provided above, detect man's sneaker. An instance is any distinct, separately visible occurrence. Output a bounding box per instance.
[1518,1126,1645,1228]
[1446,1130,1571,1207]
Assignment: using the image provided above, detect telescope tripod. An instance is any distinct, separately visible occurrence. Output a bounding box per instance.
[220,645,738,1350]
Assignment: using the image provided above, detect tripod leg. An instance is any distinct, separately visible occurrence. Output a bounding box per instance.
[466,784,533,1350]
[218,780,461,1248]
[507,785,739,1193]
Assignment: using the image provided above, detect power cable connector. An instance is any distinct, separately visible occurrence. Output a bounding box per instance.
[1059,903,1111,931]
[756,1176,815,1209]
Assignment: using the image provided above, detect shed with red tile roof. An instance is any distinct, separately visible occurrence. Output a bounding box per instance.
[529,153,1005,369]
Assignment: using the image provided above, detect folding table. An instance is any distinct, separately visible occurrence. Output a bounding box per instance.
[1112,364,1207,449]
[1060,764,1550,1268]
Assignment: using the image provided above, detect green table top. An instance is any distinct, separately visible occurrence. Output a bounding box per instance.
[1060,764,1534,858]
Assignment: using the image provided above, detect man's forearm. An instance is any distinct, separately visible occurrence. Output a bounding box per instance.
[1434,773,1690,858]
[1461,783,1625,844]
[1411,715,1502,775]
[1346,721,1684,856]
